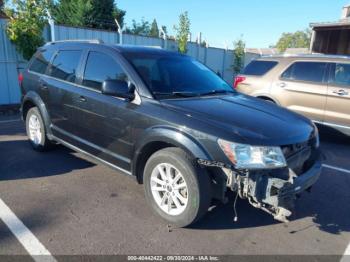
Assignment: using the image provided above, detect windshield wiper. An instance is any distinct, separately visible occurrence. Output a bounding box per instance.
[153,91,200,98]
[200,89,235,96]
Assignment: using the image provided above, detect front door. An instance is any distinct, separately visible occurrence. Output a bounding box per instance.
[73,50,138,171]
[273,61,328,122]
[324,62,350,132]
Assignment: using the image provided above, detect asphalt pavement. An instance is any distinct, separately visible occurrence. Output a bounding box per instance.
[0,116,349,260]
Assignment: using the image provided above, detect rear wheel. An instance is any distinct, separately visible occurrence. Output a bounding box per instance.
[26,107,53,151]
[144,147,211,227]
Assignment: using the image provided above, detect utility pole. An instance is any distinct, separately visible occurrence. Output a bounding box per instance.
[115,19,124,45]
[159,27,167,49]
[46,9,55,42]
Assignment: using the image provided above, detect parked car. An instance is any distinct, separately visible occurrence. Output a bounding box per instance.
[20,40,321,227]
[235,54,350,136]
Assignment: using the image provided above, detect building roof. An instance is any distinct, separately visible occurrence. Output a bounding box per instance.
[310,19,350,29]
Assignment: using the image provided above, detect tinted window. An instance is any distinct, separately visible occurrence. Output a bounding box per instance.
[83,52,127,90]
[330,63,350,87]
[243,60,278,76]
[281,62,327,83]
[50,50,82,83]
[29,49,55,74]
[124,53,233,98]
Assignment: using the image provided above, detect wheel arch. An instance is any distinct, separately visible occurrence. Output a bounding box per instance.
[22,91,53,138]
[132,126,211,184]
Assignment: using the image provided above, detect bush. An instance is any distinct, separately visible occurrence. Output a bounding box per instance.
[6,0,48,60]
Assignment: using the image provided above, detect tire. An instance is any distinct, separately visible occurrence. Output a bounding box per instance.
[144,147,211,227]
[25,107,53,151]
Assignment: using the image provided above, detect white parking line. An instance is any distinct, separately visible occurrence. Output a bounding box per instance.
[0,119,21,124]
[322,164,350,175]
[0,198,56,262]
[341,245,350,262]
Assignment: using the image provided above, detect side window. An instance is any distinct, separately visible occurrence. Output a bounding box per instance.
[330,63,350,87]
[82,52,127,90]
[242,60,278,76]
[29,49,55,74]
[281,62,327,83]
[50,50,82,83]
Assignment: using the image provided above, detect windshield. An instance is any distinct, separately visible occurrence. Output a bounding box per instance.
[124,53,234,99]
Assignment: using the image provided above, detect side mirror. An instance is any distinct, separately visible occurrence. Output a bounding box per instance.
[102,79,135,101]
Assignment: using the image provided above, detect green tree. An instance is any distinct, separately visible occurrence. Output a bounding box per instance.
[174,11,190,54]
[233,37,246,75]
[149,19,159,37]
[85,0,114,30]
[52,0,126,30]
[126,18,150,36]
[6,0,48,60]
[52,0,91,27]
[275,29,311,53]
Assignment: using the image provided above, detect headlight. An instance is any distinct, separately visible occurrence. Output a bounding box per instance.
[218,139,287,169]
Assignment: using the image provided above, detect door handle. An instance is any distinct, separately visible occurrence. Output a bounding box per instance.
[333,89,348,96]
[39,80,48,90]
[78,96,87,102]
[278,82,286,88]
[40,83,48,90]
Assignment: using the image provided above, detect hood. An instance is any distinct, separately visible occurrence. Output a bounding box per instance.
[160,94,315,146]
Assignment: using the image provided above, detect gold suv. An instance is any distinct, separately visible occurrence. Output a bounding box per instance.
[236,54,350,135]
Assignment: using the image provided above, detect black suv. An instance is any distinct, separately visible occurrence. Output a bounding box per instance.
[21,40,322,227]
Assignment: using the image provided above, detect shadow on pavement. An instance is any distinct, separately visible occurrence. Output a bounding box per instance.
[0,140,95,181]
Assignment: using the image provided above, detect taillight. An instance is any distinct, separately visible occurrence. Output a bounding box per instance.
[18,73,23,86]
[233,76,246,88]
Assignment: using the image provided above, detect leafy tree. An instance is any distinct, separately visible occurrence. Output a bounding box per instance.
[52,0,91,27]
[275,29,311,53]
[149,19,159,37]
[126,18,150,36]
[52,0,126,30]
[233,37,246,75]
[174,11,190,54]
[85,0,114,30]
[0,0,4,12]
[6,0,48,60]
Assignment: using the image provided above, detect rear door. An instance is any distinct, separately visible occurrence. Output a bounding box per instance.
[273,61,328,122]
[25,48,55,104]
[45,49,84,138]
[324,62,350,129]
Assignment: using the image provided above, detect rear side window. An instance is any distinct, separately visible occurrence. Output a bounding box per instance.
[50,50,82,83]
[281,62,327,83]
[82,52,127,90]
[243,60,278,76]
[330,63,350,87]
[29,49,54,74]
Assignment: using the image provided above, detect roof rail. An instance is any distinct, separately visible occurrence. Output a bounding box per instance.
[261,53,350,59]
[45,39,104,45]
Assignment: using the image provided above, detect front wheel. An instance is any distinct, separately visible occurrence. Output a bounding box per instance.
[144,147,211,227]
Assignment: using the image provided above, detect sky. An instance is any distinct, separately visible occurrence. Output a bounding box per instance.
[117,0,348,49]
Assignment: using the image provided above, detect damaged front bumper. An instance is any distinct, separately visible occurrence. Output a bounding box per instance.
[201,149,322,223]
